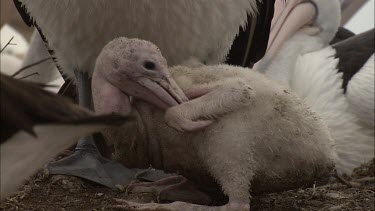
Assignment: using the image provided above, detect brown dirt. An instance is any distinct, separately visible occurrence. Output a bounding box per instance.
[1,156,374,211]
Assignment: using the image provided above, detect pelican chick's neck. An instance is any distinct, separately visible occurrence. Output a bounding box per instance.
[103,105,153,168]
[91,69,132,116]
[92,68,155,167]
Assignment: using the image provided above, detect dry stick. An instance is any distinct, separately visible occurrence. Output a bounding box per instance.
[2,38,64,86]
[0,37,16,53]
[12,57,52,78]
[1,37,64,91]
[1,37,54,80]
[18,72,40,80]
[42,84,62,89]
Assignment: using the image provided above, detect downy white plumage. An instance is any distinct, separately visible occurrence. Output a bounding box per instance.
[92,38,335,210]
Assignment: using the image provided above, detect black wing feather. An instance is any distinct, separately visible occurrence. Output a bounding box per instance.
[13,0,34,27]
[332,29,375,92]
[226,0,275,67]
[0,74,129,143]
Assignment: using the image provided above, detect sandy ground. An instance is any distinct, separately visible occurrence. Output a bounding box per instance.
[1,154,374,211]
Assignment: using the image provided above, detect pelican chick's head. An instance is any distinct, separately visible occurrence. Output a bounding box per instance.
[92,38,188,115]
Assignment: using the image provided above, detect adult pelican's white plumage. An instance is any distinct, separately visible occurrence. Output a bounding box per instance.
[254,0,374,174]
[15,0,274,78]
[13,0,276,188]
[346,54,374,129]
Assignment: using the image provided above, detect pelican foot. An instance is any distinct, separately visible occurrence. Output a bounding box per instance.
[46,136,138,190]
[112,199,250,211]
[127,175,212,205]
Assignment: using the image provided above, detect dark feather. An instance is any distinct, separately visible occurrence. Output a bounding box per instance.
[332,29,375,92]
[226,0,275,67]
[330,27,356,45]
[0,74,129,143]
[13,0,33,27]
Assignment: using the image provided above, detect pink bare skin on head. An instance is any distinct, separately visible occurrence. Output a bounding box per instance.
[92,38,188,116]
[92,38,215,132]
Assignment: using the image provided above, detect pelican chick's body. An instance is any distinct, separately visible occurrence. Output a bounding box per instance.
[92,38,335,210]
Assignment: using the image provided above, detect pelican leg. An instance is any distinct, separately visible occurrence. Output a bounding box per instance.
[46,71,138,190]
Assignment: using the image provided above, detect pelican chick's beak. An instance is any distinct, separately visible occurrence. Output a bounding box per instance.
[112,68,188,111]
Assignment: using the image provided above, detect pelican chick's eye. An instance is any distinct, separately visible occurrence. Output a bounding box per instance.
[143,61,156,70]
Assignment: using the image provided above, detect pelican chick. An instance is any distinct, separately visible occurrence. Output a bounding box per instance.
[92,38,335,210]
